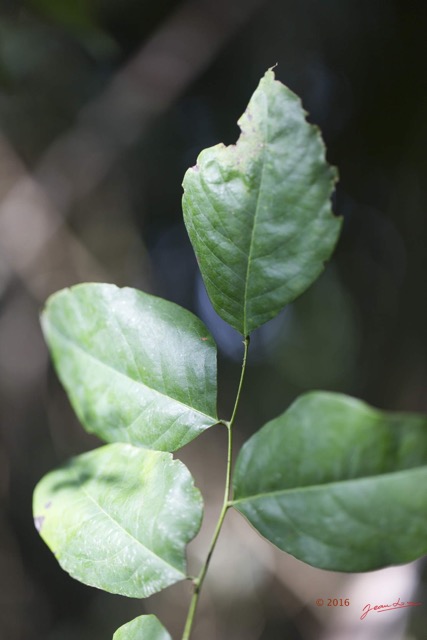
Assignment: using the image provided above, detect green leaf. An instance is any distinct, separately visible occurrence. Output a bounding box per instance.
[41,283,218,451]
[232,392,427,572]
[33,443,203,597]
[182,68,341,336]
[113,615,171,640]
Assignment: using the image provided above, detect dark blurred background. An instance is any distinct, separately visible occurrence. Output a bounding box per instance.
[1,0,427,639]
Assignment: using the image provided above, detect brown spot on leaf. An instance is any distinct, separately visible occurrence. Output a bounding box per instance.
[201,337,208,341]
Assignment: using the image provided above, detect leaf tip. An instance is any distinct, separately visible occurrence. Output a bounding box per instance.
[262,64,280,86]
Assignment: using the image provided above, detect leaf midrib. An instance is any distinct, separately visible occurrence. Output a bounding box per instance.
[48,323,217,423]
[78,482,185,579]
[242,95,269,336]
[232,464,427,506]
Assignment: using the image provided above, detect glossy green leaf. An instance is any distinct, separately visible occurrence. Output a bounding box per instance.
[33,443,203,597]
[113,615,171,640]
[41,283,218,451]
[182,68,341,336]
[233,392,427,572]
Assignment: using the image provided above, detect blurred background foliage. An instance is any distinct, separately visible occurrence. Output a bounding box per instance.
[1,0,427,639]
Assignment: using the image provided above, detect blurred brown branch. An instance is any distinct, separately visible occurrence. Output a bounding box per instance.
[0,135,108,300]
[0,0,265,302]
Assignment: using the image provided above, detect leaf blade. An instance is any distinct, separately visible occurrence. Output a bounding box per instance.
[183,69,341,335]
[233,392,427,571]
[113,615,171,640]
[41,283,218,451]
[33,443,203,597]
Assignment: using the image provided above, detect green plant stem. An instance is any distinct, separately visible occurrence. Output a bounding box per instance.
[181,335,250,640]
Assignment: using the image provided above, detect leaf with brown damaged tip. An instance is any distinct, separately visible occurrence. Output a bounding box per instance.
[182,68,341,336]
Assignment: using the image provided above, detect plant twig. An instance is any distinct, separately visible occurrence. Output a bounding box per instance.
[181,335,250,640]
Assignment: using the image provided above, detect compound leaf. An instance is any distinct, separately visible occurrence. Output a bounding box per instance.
[33,443,203,597]
[41,283,218,452]
[233,392,427,572]
[182,68,341,336]
[113,615,171,640]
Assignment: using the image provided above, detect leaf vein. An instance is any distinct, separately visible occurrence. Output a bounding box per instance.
[233,465,427,505]
[49,324,216,424]
[77,483,184,578]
